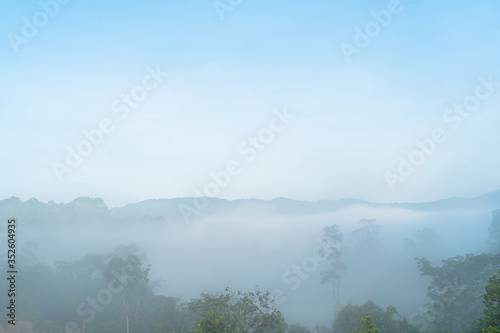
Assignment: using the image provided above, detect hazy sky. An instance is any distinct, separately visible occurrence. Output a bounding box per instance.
[1,0,500,207]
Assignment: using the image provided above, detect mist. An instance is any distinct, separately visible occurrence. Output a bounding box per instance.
[2,193,498,331]
[2,1,500,332]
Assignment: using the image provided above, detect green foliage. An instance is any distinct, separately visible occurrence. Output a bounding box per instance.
[468,271,500,333]
[288,323,312,333]
[198,309,234,333]
[352,314,380,333]
[188,287,287,333]
[481,327,500,333]
[333,301,418,333]
[416,253,500,332]
[482,271,500,328]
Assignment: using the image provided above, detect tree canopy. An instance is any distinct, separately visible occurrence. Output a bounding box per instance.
[333,301,418,333]
[416,253,500,332]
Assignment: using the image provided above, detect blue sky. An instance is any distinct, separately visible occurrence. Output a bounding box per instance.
[1,0,500,207]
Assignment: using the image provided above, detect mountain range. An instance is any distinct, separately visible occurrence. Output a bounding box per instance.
[1,190,499,230]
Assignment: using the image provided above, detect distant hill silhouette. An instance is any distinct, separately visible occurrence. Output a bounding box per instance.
[112,189,500,219]
[1,190,499,229]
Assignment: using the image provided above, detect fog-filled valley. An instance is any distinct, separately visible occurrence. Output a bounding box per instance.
[1,191,499,332]
[3,2,500,332]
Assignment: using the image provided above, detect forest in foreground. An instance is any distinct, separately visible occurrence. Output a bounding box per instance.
[1,208,499,333]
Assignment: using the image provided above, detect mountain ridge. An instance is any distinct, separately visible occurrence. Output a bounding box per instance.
[111,189,500,214]
[1,190,499,229]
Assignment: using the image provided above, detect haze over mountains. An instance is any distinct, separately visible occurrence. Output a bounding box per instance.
[3,0,500,331]
[2,189,500,229]
[1,190,499,329]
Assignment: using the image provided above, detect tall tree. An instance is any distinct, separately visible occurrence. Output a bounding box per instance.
[318,224,345,315]
[103,255,151,333]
